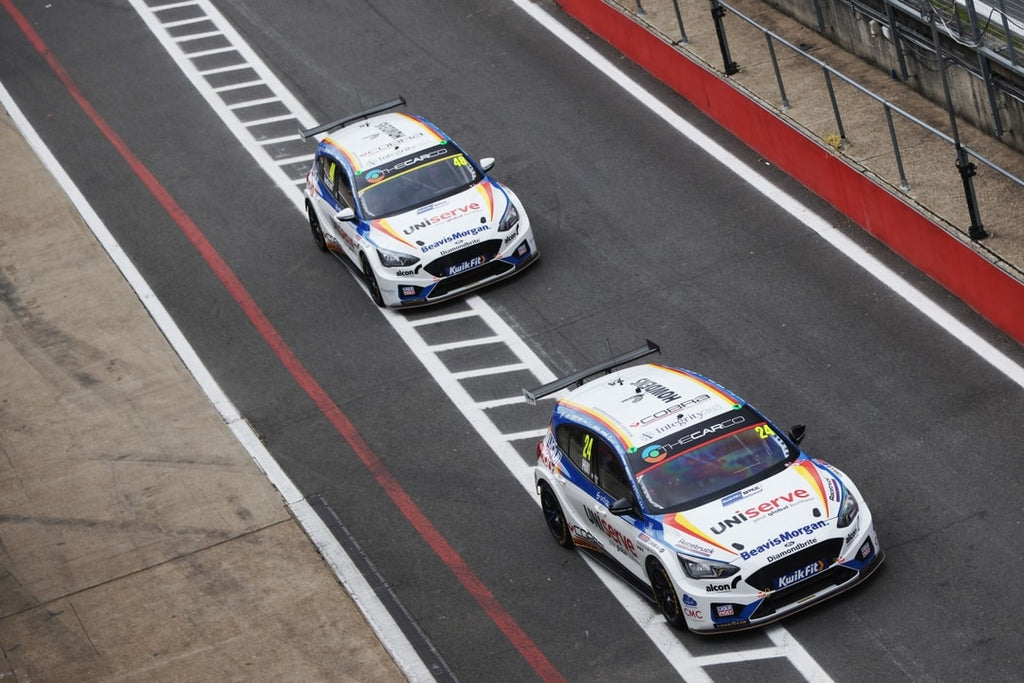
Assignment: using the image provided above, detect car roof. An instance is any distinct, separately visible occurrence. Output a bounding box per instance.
[555,364,742,452]
[320,112,449,175]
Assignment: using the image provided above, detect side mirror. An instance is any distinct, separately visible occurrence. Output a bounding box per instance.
[335,207,356,222]
[788,424,807,445]
[608,497,638,517]
[478,157,495,173]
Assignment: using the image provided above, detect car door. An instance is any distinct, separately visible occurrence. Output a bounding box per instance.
[313,154,360,260]
[559,426,646,577]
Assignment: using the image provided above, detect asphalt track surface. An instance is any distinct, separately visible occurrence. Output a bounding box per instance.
[3,0,1024,681]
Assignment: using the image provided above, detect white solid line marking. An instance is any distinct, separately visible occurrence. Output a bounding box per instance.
[450,363,529,380]
[151,1,198,11]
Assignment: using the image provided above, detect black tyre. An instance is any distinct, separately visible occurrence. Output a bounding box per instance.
[360,253,385,307]
[649,560,688,629]
[539,483,573,548]
[307,204,327,252]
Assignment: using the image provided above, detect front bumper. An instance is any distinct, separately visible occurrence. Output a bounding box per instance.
[680,524,884,633]
[378,232,539,308]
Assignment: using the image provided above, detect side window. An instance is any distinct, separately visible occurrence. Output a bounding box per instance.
[316,156,350,208]
[555,424,594,481]
[596,443,634,503]
[333,168,353,207]
[557,425,633,502]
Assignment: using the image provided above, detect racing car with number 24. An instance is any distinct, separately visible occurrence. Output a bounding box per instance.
[526,341,883,633]
[300,97,538,307]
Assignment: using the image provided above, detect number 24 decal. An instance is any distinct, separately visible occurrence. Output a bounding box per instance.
[755,424,776,439]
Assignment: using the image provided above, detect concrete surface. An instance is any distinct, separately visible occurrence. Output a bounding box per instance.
[0,113,404,681]
[2,0,1023,681]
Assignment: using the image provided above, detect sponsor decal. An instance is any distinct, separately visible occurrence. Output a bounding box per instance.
[673,415,746,450]
[738,521,827,561]
[706,583,731,593]
[774,560,825,590]
[446,255,486,276]
[844,523,860,545]
[629,377,686,403]
[538,433,557,471]
[673,537,715,557]
[712,619,750,630]
[502,226,519,244]
[374,120,405,140]
[684,608,704,620]
[638,407,720,441]
[826,477,840,503]
[365,169,385,184]
[722,484,764,507]
[396,269,415,277]
[391,147,448,171]
[641,444,668,464]
[416,199,448,214]
[712,489,812,535]
[629,394,713,428]
[569,524,603,553]
[765,538,819,563]
[584,508,638,562]
[403,202,482,235]
[715,604,735,617]
[419,225,491,253]
[682,594,698,607]
[663,512,738,556]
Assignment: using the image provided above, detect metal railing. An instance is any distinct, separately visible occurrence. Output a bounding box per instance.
[624,0,1024,243]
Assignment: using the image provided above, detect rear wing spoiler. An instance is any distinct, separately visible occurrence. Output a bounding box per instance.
[523,340,661,405]
[299,96,406,140]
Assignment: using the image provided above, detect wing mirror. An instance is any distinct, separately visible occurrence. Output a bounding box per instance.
[479,157,495,173]
[335,207,356,222]
[788,424,806,445]
[609,497,639,517]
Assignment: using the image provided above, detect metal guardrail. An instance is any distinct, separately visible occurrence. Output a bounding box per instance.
[630,0,1024,240]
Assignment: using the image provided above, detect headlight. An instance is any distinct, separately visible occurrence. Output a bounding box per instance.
[376,248,419,268]
[681,556,740,580]
[498,202,519,232]
[837,491,859,528]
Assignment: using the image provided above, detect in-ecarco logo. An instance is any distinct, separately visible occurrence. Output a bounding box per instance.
[404,202,481,235]
[711,488,810,535]
[773,560,825,590]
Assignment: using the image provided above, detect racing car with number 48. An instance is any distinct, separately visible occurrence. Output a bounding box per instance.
[301,97,538,307]
[526,341,883,633]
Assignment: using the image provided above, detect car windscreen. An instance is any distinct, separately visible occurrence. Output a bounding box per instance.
[355,144,481,218]
[631,407,794,513]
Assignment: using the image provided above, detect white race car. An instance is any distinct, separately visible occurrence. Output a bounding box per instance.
[301,97,538,307]
[527,341,883,633]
